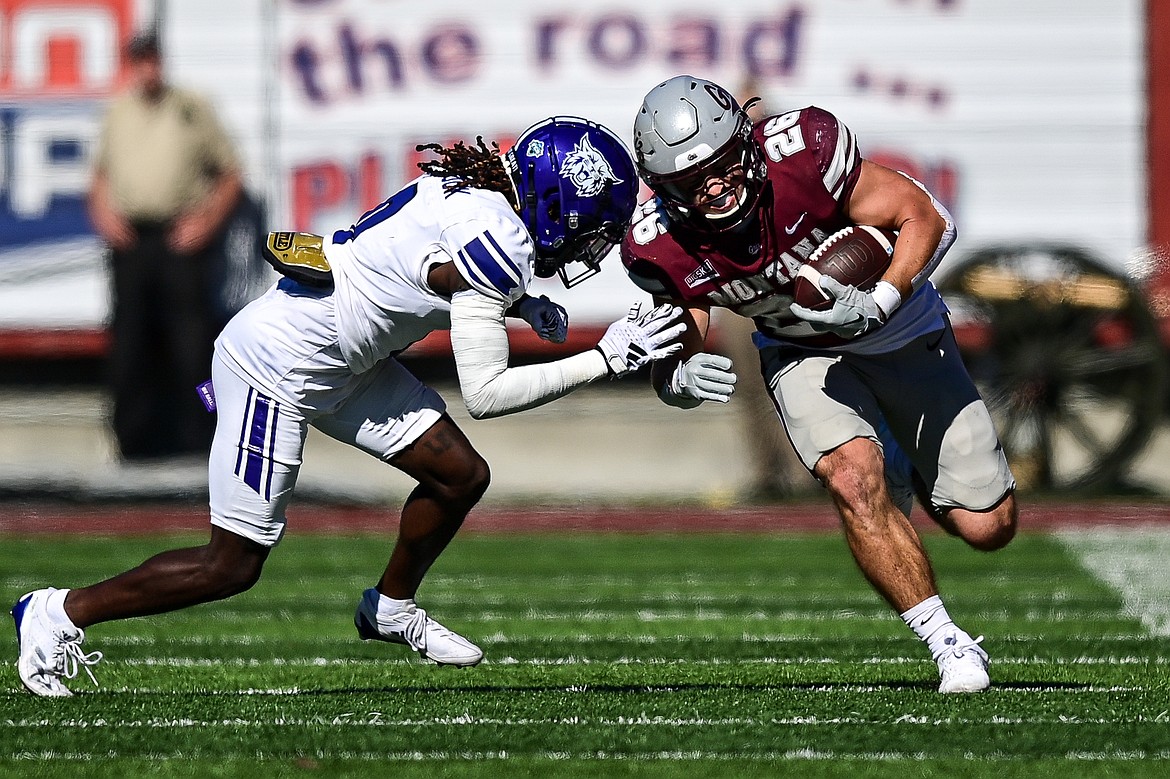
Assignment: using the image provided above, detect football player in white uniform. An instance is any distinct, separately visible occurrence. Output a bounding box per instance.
[12,117,685,696]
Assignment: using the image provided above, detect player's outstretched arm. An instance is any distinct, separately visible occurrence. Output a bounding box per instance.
[658,353,738,408]
[649,303,737,408]
[595,303,687,376]
[507,294,568,344]
[449,291,685,420]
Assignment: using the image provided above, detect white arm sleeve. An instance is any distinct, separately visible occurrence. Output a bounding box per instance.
[900,172,957,291]
[449,290,609,419]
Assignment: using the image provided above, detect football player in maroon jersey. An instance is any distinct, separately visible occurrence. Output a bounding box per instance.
[621,75,1018,693]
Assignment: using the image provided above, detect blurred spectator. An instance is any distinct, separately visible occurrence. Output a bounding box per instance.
[87,30,243,461]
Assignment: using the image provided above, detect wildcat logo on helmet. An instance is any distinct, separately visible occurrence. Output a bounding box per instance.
[525,139,546,158]
[561,134,623,198]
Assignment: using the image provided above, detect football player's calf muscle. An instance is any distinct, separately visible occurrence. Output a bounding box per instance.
[947,496,1018,552]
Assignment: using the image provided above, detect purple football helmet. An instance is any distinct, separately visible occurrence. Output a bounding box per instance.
[505,117,638,287]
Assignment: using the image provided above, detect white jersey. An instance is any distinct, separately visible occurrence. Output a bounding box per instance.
[215,175,535,412]
[217,173,607,419]
[325,175,533,374]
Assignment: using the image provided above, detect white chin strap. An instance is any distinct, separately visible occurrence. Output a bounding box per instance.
[699,184,749,224]
[704,206,744,224]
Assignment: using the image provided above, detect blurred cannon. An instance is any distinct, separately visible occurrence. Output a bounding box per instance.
[937,244,1167,493]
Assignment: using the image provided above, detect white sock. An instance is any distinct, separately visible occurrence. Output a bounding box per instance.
[900,595,965,658]
[374,591,415,622]
[45,588,78,630]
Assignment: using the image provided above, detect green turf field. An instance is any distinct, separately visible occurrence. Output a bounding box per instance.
[2,528,1169,777]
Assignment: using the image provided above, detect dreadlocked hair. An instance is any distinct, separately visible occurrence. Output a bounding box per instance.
[416,136,516,205]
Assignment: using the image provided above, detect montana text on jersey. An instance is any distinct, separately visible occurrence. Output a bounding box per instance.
[621,106,943,352]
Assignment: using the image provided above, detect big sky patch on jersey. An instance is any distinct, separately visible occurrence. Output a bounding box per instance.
[454,231,524,301]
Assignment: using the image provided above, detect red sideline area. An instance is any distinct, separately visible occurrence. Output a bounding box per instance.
[1,502,1168,536]
[0,326,613,360]
[0,329,109,359]
[8,319,1169,362]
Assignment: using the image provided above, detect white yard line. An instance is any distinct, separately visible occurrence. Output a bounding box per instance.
[100,655,1163,668]
[1053,525,1170,636]
[3,712,1167,729]
[92,631,1154,647]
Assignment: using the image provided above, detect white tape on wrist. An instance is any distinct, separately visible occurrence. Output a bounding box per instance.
[871,280,902,320]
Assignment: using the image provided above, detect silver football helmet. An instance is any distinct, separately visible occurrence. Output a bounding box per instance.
[632,75,766,231]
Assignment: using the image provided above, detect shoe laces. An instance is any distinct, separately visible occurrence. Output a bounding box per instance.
[937,633,985,663]
[399,606,463,648]
[54,628,103,688]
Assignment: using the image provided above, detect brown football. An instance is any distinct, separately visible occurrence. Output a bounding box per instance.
[792,226,897,311]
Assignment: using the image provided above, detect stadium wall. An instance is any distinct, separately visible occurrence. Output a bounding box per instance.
[0,0,1153,358]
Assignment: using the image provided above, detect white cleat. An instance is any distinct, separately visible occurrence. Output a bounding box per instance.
[11,588,103,697]
[935,631,990,693]
[354,588,483,667]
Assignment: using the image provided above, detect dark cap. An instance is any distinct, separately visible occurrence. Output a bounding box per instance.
[126,30,161,61]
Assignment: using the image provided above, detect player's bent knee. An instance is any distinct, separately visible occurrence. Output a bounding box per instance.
[393,416,490,509]
[451,454,491,505]
[198,552,265,599]
[427,452,490,511]
[952,496,1017,551]
[816,442,889,521]
[199,528,270,597]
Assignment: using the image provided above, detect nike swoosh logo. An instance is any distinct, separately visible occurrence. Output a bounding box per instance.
[784,212,808,235]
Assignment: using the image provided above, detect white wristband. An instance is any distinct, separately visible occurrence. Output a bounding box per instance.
[871,280,902,320]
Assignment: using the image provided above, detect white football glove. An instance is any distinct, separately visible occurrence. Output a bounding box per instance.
[516,294,569,343]
[596,303,686,376]
[790,274,902,339]
[659,353,738,408]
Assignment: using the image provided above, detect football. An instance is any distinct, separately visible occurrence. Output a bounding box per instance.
[792,225,897,311]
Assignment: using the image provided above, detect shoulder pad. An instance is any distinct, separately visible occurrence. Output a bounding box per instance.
[620,251,675,298]
[452,227,530,304]
[263,232,333,288]
[441,192,533,304]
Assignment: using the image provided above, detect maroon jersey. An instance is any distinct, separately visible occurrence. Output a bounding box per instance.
[621,106,863,348]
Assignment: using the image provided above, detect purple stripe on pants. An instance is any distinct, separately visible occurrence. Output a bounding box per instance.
[243,394,271,495]
[264,403,279,500]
